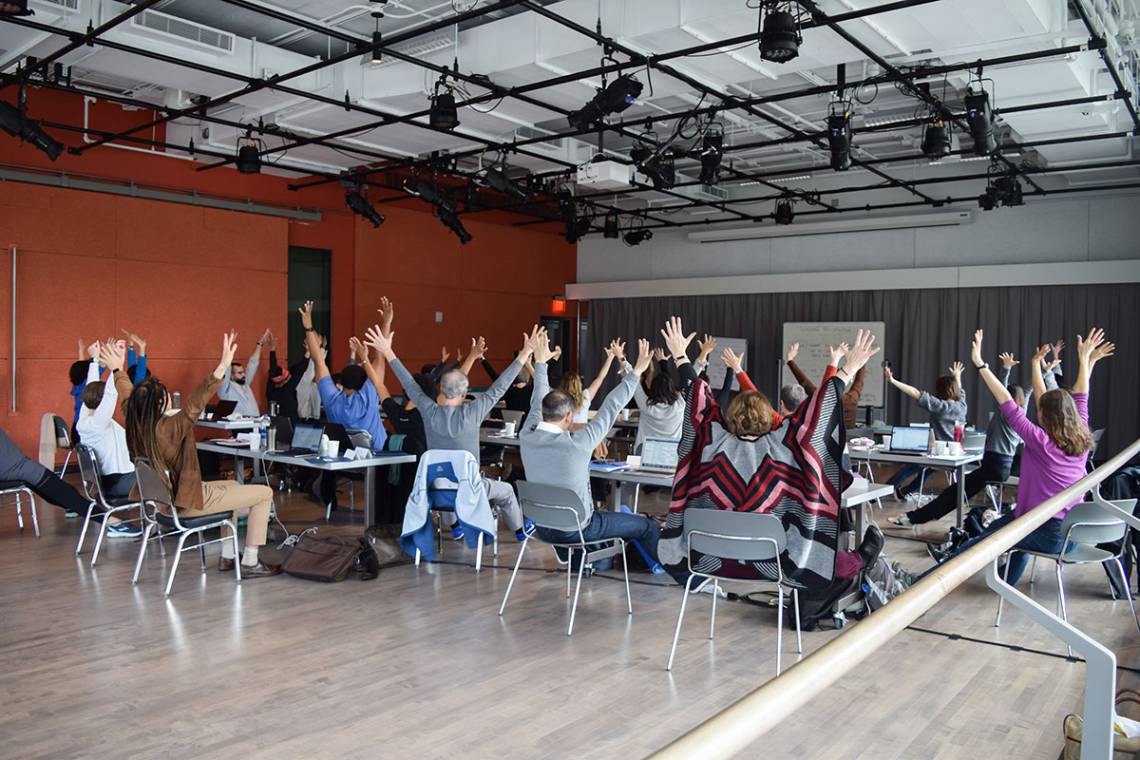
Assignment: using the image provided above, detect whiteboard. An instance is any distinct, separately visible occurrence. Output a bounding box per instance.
[704,336,748,391]
[781,322,886,407]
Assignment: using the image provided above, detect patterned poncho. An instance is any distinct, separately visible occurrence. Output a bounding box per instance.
[658,374,853,590]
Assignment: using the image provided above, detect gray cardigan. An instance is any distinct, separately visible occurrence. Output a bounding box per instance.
[519,363,638,511]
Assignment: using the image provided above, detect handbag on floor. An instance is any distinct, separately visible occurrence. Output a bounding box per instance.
[282,529,379,582]
[1061,689,1140,759]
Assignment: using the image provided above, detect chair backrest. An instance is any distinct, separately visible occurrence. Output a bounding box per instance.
[516,481,590,533]
[1090,428,1105,457]
[1060,501,1127,551]
[962,432,987,452]
[52,415,71,447]
[683,509,785,562]
[133,458,175,526]
[346,428,373,451]
[74,444,103,503]
[500,410,525,427]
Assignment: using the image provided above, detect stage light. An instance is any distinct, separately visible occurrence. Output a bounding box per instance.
[622,228,653,246]
[921,118,950,158]
[346,189,384,228]
[827,106,852,171]
[429,75,459,130]
[405,176,472,242]
[698,130,723,186]
[759,3,802,63]
[370,31,383,64]
[480,165,530,200]
[0,101,63,160]
[567,74,643,130]
[0,2,32,16]
[774,197,794,225]
[965,88,996,156]
[603,212,619,239]
[978,171,1024,211]
[632,147,675,189]
[437,205,472,244]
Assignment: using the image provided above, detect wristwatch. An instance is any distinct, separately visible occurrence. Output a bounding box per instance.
[975,361,989,370]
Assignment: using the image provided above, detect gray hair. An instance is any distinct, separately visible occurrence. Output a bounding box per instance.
[439,369,469,400]
[541,390,575,422]
[780,384,806,412]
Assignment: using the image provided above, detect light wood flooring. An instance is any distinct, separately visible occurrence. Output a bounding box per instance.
[0,478,1136,759]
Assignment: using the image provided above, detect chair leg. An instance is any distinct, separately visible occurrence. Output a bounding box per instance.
[1114,558,1140,634]
[1029,556,1039,585]
[793,588,803,653]
[198,533,207,572]
[666,576,695,671]
[776,585,785,676]
[75,501,96,555]
[91,511,112,566]
[132,524,153,584]
[1056,563,1072,658]
[621,542,632,615]
[28,492,39,537]
[164,531,191,596]
[709,580,718,640]
[475,531,483,572]
[566,547,573,598]
[15,492,22,530]
[229,524,241,583]
[60,448,73,478]
[414,548,421,567]
[567,548,587,637]
[994,554,1012,627]
[498,534,529,616]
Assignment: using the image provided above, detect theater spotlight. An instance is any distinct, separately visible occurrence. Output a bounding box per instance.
[827,104,852,171]
[345,188,384,228]
[774,197,795,225]
[758,2,802,63]
[603,212,620,239]
[235,128,262,174]
[567,74,643,130]
[631,146,676,189]
[698,128,723,186]
[437,205,472,244]
[622,227,653,247]
[480,163,531,200]
[429,75,459,130]
[921,117,950,159]
[0,100,63,160]
[965,87,996,156]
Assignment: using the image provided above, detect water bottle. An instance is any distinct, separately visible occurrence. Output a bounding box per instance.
[267,427,277,452]
[172,390,182,409]
[260,424,268,451]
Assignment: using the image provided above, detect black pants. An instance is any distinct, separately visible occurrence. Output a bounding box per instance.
[906,452,1013,525]
[101,472,137,500]
[29,469,92,515]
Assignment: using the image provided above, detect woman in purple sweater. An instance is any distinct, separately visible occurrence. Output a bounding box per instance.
[919,327,1112,585]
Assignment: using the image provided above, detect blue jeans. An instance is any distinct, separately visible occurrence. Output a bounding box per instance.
[535,510,662,564]
[935,511,1065,586]
[886,464,927,497]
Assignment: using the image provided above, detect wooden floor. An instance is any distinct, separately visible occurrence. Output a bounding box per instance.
[0,480,1137,760]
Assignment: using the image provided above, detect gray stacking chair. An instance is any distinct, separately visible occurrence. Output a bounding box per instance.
[0,481,38,537]
[74,444,142,564]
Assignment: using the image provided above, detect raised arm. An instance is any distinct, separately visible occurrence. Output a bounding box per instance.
[461,336,486,377]
[351,336,390,401]
[585,345,617,402]
[471,327,538,419]
[884,366,922,401]
[527,328,554,431]
[583,339,650,448]
[1030,344,1050,403]
[246,330,267,379]
[1075,327,1113,395]
[94,343,127,426]
[298,301,330,382]
[971,330,1012,406]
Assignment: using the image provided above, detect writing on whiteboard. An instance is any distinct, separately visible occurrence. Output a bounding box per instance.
[782,322,886,407]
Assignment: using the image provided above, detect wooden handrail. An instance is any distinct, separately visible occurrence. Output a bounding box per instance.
[650,437,1140,759]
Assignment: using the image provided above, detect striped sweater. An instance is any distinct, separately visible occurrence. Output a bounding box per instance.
[658,372,854,590]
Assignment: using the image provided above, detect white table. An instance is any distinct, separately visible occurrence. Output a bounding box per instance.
[479,432,520,448]
[847,447,983,526]
[195,418,259,431]
[196,442,416,525]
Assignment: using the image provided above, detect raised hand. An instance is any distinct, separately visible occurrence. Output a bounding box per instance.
[722,347,744,373]
[98,341,126,373]
[828,343,849,366]
[266,331,278,351]
[660,316,696,361]
[949,361,965,378]
[470,336,488,360]
[785,342,800,363]
[349,336,367,362]
[551,345,562,361]
[87,340,101,360]
[440,346,450,364]
[998,351,1018,370]
[971,329,985,368]
[1077,327,1107,362]
[531,327,554,363]
[697,334,717,361]
[632,338,653,374]
[1032,344,1051,365]
[843,330,880,375]
[609,339,626,360]
[519,324,540,361]
[377,296,395,336]
[1090,341,1116,365]
[221,331,238,367]
[652,347,667,362]
[298,301,314,330]
[363,324,394,359]
[1052,339,1065,359]
[883,366,894,382]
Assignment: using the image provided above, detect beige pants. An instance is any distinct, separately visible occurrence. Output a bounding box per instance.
[180,481,273,547]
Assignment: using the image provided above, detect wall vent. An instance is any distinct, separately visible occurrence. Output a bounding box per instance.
[130,9,235,55]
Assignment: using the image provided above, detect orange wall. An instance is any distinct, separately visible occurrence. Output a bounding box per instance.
[0,86,576,457]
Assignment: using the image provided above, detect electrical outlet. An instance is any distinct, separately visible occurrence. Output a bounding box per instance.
[435,311,443,323]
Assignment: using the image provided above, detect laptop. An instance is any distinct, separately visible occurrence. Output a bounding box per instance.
[206,399,237,420]
[637,438,681,473]
[278,422,324,456]
[323,422,365,453]
[889,426,931,455]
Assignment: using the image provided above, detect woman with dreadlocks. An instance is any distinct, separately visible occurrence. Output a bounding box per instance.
[122,331,280,578]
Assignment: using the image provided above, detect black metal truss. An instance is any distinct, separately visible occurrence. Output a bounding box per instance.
[1071,0,1140,133]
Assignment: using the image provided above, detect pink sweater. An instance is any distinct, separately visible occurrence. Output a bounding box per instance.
[1000,392,1089,520]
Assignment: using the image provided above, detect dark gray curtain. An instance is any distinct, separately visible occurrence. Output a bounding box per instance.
[584,283,1140,460]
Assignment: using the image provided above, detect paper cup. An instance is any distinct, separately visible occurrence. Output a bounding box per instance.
[503,422,516,437]
[327,441,340,458]
[949,441,963,456]
[882,435,892,449]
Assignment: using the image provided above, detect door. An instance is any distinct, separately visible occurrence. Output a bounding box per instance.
[288,246,331,363]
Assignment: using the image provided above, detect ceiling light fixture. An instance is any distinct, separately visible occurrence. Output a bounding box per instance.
[603,212,620,239]
[235,128,261,174]
[774,196,795,225]
[827,102,853,171]
[921,115,950,159]
[566,73,643,130]
[404,176,473,243]
[429,72,460,130]
[758,2,802,63]
[622,227,653,246]
[345,185,385,228]
[965,75,997,157]
[0,100,63,160]
[631,146,676,189]
[697,127,724,186]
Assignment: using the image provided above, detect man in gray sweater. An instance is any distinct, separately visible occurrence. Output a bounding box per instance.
[368,323,539,540]
[518,329,662,561]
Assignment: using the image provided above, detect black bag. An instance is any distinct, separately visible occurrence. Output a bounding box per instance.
[1099,467,1140,597]
[283,530,379,582]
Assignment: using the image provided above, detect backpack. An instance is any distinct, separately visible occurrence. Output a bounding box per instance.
[282,529,380,582]
[862,553,907,611]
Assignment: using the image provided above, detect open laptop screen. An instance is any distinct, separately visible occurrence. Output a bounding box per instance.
[291,423,324,452]
[641,438,680,471]
[890,426,929,453]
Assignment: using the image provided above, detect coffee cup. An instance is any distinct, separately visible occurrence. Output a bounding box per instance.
[949,441,963,456]
[326,441,340,458]
[882,435,892,449]
[503,421,517,437]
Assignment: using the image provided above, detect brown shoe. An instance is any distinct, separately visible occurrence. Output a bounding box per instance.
[218,557,235,572]
[239,561,282,578]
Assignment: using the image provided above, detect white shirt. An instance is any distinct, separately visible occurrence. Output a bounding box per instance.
[76,363,133,476]
[218,353,261,417]
[571,388,593,424]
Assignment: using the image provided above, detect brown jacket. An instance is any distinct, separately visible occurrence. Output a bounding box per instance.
[114,370,220,511]
[788,361,865,429]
